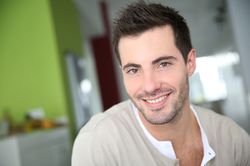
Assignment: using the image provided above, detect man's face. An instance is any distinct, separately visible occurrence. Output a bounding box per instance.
[118,25,196,125]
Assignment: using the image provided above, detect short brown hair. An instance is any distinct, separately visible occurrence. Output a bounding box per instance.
[112,1,193,65]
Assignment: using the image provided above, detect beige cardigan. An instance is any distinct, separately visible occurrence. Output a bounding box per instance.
[72,100,250,166]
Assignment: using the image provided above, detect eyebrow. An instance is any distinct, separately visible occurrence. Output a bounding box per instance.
[152,56,177,65]
[122,55,177,70]
[122,63,141,70]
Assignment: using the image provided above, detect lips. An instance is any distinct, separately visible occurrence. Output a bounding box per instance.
[141,90,173,109]
[145,95,167,104]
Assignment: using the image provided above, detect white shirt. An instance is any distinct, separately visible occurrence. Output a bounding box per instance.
[132,104,215,166]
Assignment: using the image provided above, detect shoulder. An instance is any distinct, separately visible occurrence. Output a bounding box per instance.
[193,105,248,136]
[72,100,132,166]
[75,100,132,143]
[193,105,250,165]
[81,100,131,132]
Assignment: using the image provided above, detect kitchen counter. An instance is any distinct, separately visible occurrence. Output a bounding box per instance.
[0,127,71,166]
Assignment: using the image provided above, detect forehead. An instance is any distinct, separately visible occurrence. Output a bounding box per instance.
[118,25,181,66]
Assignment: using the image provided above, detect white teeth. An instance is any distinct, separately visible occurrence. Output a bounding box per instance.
[146,95,166,104]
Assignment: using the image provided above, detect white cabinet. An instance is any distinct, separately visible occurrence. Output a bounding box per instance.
[0,127,71,166]
[0,137,21,166]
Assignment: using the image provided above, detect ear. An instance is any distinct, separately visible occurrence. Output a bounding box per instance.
[186,48,196,76]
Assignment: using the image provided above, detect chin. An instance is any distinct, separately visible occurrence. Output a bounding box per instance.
[144,105,179,125]
[133,100,179,125]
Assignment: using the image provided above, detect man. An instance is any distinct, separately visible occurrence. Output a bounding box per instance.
[72,1,250,166]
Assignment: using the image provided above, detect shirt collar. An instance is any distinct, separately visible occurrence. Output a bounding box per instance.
[131,103,215,165]
[190,105,216,165]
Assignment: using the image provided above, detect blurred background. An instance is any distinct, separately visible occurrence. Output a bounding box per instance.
[0,0,249,165]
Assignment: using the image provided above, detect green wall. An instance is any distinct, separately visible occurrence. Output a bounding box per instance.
[50,0,82,56]
[0,0,82,135]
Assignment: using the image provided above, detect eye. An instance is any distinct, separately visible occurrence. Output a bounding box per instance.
[159,61,171,68]
[127,68,139,75]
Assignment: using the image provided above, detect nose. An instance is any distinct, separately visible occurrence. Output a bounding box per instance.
[142,70,160,93]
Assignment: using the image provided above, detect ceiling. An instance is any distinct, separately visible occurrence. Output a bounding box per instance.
[74,0,235,57]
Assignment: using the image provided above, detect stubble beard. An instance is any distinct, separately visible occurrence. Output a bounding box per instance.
[130,77,189,125]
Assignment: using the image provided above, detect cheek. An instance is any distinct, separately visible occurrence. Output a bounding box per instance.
[173,73,189,91]
[123,77,140,97]
[159,70,187,87]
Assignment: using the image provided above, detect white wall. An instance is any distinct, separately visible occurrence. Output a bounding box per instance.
[227,0,250,132]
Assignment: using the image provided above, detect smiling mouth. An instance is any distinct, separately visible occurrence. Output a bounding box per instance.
[144,95,167,104]
[142,91,172,105]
